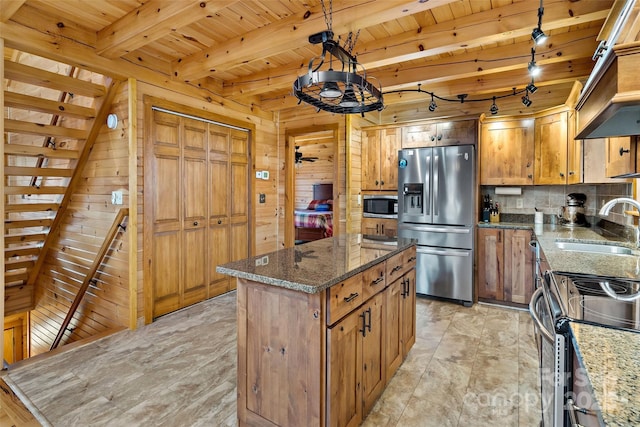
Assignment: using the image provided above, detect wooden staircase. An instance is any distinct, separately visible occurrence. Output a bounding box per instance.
[4,50,117,317]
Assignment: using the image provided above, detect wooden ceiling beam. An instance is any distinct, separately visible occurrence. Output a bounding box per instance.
[96,0,235,59]
[173,0,458,81]
[355,0,612,70]
[0,0,25,23]
[0,21,273,120]
[223,26,601,98]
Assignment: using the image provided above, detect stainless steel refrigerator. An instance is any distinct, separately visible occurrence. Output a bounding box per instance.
[397,145,475,305]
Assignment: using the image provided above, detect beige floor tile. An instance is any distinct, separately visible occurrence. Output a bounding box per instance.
[5,292,542,427]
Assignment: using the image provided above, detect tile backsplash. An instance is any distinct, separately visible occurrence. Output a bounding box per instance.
[481,183,634,227]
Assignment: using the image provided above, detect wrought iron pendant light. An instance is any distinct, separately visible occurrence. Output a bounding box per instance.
[292,0,383,115]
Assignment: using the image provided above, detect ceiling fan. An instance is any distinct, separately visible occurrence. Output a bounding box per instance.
[295,146,318,163]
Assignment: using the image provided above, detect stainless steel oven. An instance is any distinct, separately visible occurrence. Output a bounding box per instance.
[363,195,397,218]
[529,271,566,427]
[554,272,640,330]
[530,271,640,426]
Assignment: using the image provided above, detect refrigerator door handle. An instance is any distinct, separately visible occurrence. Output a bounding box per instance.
[433,153,439,217]
[416,247,470,257]
[424,152,431,216]
[400,225,471,234]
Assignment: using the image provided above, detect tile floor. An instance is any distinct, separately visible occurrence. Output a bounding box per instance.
[2,292,541,426]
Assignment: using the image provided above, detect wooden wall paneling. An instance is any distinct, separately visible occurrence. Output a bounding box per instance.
[294,131,335,209]
[1,37,5,361]
[127,78,138,329]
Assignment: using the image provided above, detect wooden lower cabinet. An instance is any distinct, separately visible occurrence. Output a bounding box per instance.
[361,217,398,238]
[477,228,534,306]
[385,268,416,382]
[236,246,416,427]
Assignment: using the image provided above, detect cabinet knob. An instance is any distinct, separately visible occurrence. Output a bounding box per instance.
[559,172,564,177]
[430,136,436,142]
[375,180,379,185]
[527,174,533,179]
[620,147,630,156]
[569,171,574,176]
[218,219,222,224]
[437,134,442,141]
[193,221,199,226]
[380,180,384,186]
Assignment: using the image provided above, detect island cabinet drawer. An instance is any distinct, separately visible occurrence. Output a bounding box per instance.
[362,262,386,300]
[386,247,414,282]
[327,273,363,325]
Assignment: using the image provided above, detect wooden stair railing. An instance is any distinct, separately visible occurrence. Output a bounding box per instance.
[50,208,129,350]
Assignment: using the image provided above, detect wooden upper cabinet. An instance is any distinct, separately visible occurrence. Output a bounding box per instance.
[567,110,582,184]
[606,136,638,177]
[535,111,568,184]
[480,119,534,185]
[402,120,476,148]
[362,128,400,191]
[583,138,630,183]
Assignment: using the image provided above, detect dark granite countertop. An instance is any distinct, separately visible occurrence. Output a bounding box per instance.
[478,221,640,280]
[216,234,416,294]
[570,321,640,426]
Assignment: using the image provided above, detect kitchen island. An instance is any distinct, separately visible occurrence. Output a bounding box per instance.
[217,234,417,427]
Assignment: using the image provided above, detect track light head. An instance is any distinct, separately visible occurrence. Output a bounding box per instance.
[522,90,533,107]
[531,27,547,45]
[428,94,437,112]
[490,97,499,115]
[528,61,540,77]
[526,81,538,94]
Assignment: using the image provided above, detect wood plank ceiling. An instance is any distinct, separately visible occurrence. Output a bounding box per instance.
[1,0,621,120]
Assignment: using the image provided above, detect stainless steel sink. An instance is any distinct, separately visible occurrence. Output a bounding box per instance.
[555,240,635,256]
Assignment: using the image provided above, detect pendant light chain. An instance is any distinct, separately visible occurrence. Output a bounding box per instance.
[321,0,332,32]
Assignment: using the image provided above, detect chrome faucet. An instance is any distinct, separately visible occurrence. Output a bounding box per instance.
[599,197,640,247]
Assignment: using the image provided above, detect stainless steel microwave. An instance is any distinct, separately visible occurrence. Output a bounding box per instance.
[363,195,398,218]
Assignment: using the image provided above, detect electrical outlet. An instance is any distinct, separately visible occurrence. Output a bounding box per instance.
[255,171,263,179]
[261,256,269,265]
[516,198,523,209]
[262,170,269,180]
[255,257,262,266]
[259,193,266,203]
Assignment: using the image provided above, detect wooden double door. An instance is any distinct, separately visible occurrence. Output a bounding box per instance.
[145,107,250,320]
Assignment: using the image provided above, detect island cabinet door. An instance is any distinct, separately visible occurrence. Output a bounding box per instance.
[361,292,386,416]
[385,277,403,382]
[401,268,416,357]
[327,309,363,427]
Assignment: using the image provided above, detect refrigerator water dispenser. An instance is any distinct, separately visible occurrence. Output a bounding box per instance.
[402,183,423,215]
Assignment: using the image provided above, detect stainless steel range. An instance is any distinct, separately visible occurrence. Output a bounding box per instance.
[530,268,640,426]
[558,272,640,330]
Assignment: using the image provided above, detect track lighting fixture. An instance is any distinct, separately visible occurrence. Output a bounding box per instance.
[428,94,437,112]
[522,90,532,107]
[531,27,547,45]
[528,48,540,77]
[526,80,538,94]
[490,97,499,115]
[531,0,547,45]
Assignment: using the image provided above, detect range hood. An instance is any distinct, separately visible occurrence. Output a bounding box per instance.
[575,41,640,139]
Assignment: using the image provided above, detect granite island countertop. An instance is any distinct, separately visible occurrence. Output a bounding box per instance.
[570,321,640,426]
[217,234,416,294]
